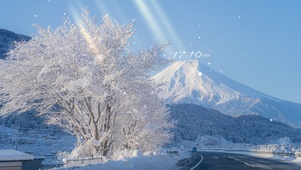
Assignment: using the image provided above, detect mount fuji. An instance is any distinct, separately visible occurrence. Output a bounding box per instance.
[152,60,301,127]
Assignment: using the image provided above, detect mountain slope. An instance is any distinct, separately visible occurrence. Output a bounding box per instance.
[152,60,301,127]
[0,28,31,59]
[169,103,301,144]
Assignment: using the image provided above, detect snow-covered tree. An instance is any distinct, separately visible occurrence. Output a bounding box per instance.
[0,10,173,158]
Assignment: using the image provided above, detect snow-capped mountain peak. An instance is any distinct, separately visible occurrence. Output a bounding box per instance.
[153,60,252,106]
[152,60,301,127]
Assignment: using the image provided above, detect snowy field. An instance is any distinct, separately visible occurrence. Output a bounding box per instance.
[1,125,191,169]
[0,125,76,165]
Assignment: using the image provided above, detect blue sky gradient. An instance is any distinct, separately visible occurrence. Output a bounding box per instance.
[1,0,300,103]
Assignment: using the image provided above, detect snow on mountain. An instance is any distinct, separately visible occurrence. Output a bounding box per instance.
[0,28,30,59]
[169,103,301,144]
[152,60,301,127]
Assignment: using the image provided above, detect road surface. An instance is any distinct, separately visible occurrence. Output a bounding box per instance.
[177,151,301,170]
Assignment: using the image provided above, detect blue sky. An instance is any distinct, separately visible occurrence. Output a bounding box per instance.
[1,0,301,103]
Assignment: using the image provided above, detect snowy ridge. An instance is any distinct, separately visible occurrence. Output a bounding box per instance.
[0,28,30,59]
[152,60,301,127]
[152,61,243,106]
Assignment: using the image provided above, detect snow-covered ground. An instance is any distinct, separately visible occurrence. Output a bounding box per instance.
[53,150,191,170]
[1,125,192,169]
[0,125,76,166]
[53,143,301,170]
[2,124,301,169]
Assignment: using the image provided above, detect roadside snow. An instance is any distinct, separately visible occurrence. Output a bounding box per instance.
[199,142,301,164]
[53,150,191,170]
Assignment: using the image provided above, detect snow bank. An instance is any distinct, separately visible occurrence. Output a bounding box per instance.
[252,137,300,155]
[54,150,190,170]
[196,137,301,164]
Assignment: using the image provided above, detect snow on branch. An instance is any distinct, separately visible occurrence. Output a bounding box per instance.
[0,9,173,159]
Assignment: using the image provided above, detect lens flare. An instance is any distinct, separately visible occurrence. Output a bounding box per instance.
[133,0,186,56]
[149,0,186,52]
[79,25,102,60]
[133,0,166,43]
[69,5,102,61]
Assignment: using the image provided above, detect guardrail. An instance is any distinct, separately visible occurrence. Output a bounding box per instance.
[167,150,179,156]
[63,157,104,166]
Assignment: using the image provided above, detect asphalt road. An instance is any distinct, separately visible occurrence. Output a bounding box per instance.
[177,151,301,170]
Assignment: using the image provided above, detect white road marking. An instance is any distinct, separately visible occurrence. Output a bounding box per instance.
[228,156,272,170]
[243,162,272,169]
[190,153,203,170]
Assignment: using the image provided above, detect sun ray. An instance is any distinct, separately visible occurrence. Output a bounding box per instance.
[133,0,166,44]
[94,0,110,16]
[133,0,187,58]
[150,0,187,52]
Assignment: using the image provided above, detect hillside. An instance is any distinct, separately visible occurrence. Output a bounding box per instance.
[169,103,301,144]
[0,28,30,59]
